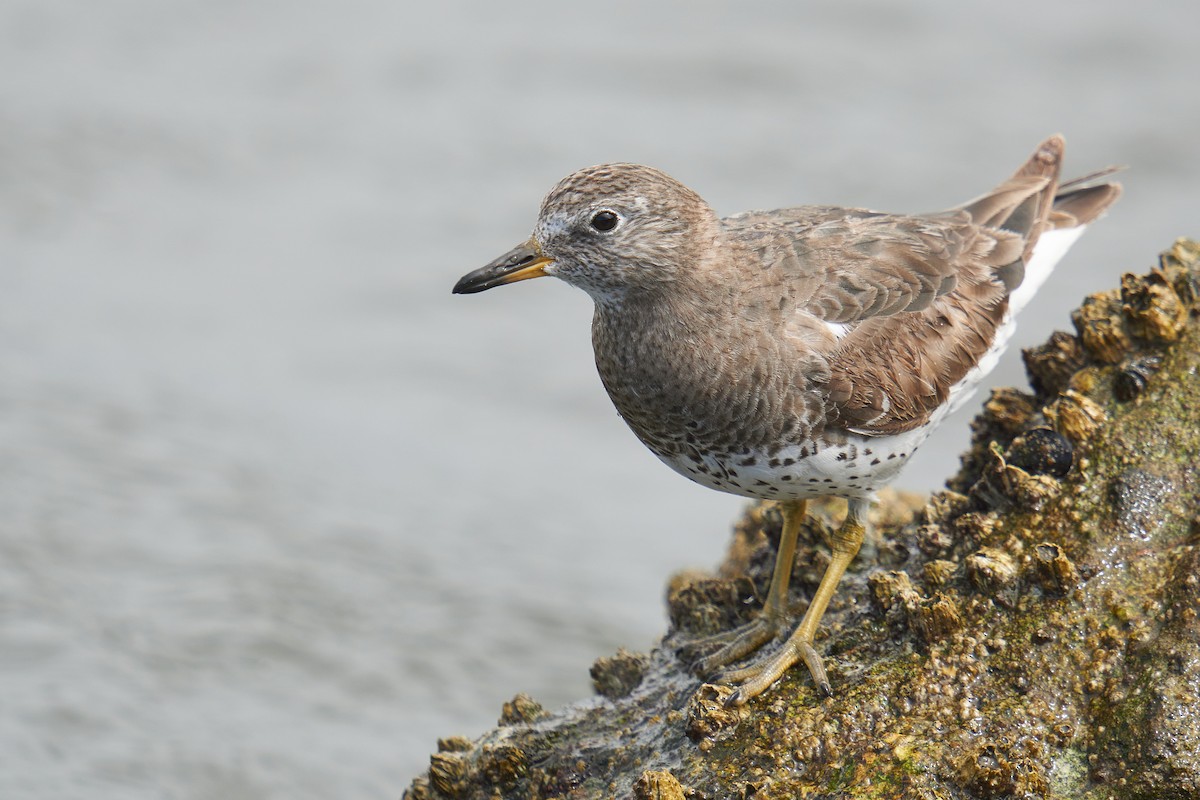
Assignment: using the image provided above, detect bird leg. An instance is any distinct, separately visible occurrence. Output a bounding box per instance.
[689,499,806,675]
[720,497,869,706]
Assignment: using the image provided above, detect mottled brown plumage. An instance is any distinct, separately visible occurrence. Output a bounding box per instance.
[454,135,1121,704]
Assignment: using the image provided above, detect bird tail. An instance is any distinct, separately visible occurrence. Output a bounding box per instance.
[962,135,1123,316]
[1048,165,1124,229]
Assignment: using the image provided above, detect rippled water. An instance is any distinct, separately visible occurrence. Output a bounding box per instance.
[2,1,1198,796]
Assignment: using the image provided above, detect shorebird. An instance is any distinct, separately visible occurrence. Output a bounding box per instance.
[453,135,1120,705]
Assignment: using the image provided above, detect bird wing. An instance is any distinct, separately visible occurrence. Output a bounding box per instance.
[724,205,1029,436]
[725,202,1032,321]
[717,136,1119,437]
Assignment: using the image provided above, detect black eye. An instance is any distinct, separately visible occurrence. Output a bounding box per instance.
[590,210,620,232]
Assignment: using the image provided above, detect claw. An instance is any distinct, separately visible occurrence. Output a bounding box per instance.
[800,641,832,696]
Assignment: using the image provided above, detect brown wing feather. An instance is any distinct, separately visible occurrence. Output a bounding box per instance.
[824,275,1007,433]
[725,207,1005,323]
[818,137,1073,434]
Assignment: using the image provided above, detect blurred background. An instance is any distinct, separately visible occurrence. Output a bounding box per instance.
[1,1,1197,796]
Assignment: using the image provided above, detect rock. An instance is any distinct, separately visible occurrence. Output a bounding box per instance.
[1024,330,1087,397]
[590,648,648,700]
[1007,427,1074,478]
[498,693,547,726]
[632,770,686,800]
[1045,389,1107,444]
[1113,355,1163,401]
[1031,541,1079,595]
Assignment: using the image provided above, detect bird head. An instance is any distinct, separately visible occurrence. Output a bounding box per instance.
[454,163,720,307]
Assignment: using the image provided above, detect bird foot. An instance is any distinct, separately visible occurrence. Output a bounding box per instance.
[720,638,831,707]
[685,616,781,677]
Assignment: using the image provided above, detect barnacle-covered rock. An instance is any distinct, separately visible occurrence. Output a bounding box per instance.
[965,546,1018,594]
[684,683,739,745]
[428,752,470,798]
[498,693,546,726]
[665,572,757,637]
[1122,269,1189,342]
[922,558,958,588]
[1045,388,1107,444]
[590,648,648,699]
[1072,290,1130,363]
[1024,330,1087,397]
[478,743,528,789]
[904,590,964,644]
[1031,541,1079,594]
[632,770,686,800]
[971,441,1062,511]
[867,569,914,613]
[1007,427,1073,477]
[957,741,1049,799]
[1114,355,1163,401]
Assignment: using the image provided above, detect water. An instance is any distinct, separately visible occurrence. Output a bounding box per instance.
[1,1,1197,796]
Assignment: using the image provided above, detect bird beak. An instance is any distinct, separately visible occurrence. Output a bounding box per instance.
[453,240,554,294]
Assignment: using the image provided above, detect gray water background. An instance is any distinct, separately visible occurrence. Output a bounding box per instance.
[2,1,1197,797]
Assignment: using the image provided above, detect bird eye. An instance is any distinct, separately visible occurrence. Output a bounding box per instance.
[589,210,620,232]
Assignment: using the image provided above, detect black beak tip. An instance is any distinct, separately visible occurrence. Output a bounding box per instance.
[452,271,489,295]
[454,242,543,296]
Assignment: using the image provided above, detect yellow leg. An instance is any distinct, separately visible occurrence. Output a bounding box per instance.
[723,497,869,706]
[762,500,804,624]
[691,500,806,674]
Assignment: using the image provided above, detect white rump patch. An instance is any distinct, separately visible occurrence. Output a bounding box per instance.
[1007,225,1087,317]
[938,224,1088,422]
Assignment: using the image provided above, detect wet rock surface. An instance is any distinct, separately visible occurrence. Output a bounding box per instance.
[404,239,1200,800]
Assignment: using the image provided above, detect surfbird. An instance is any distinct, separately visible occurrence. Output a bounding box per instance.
[453,135,1121,705]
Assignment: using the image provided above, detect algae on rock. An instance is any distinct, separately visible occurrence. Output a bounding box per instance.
[406,239,1200,800]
